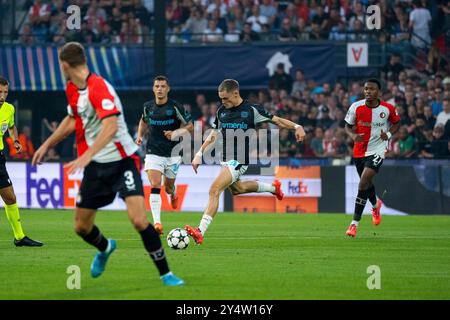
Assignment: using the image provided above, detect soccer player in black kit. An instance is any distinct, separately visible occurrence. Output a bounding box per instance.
[136,76,193,235]
[186,79,306,244]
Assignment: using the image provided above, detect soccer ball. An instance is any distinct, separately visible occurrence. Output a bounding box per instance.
[167,228,190,250]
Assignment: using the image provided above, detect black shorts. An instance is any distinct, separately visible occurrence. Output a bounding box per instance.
[77,156,144,210]
[354,154,384,177]
[0,152,12,189]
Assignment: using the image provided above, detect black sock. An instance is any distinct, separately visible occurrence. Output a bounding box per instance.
[139,224,170,276]
[367,185,377,206]
[353,189,370,222]
[80,225,108,252]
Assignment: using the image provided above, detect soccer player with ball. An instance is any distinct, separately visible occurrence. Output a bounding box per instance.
[186,79,306,244]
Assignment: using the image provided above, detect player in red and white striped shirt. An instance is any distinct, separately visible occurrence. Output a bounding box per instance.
[32,42,183,285]
[344,79,400,237]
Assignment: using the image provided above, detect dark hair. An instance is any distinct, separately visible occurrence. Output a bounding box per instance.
[0,76,9,86]
[218,79,239,92]
[153,75,169,85]
[59,42,87,67]
[365,78,381,90]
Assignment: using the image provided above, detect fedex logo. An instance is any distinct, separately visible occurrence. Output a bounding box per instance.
[287,180,308,195]
[26,163,81,209]
[27,163,64,208]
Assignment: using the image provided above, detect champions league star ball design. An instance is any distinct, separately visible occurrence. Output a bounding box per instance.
[167,228,190,250]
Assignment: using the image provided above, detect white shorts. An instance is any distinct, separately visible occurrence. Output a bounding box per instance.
[144,154,181,179]
[220,160,248,184]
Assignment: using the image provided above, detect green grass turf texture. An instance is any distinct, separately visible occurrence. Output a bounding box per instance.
[0,209,449,300]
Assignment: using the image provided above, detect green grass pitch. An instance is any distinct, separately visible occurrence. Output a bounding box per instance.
[0,209,449,300]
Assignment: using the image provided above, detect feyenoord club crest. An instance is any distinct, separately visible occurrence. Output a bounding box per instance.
[379,112,386,118]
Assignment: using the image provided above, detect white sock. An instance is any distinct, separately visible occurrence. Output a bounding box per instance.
[257,182,276,193]
[150,193,162,224]
[104,239,112,253]
[351,220,359,226]
[199,214,213,235]
[160,271,173,279]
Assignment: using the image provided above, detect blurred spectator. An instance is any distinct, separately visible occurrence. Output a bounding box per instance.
[291,69,307,95]
[328,20,347,41]
[435,98,450,128]
[206,0,227,18]
[382,53,405,82]
[184,6,207,42]
[20,23,36,45]
[423,105,437,128]
[409,0,432,49]
[430,125,449,158]
[269,63,293,93]
[28,0,51,43]
[224,19,240,43]
[278,18,297,41]
[279,129,297,157]
[398,126,416,158]
[240,22,260,42]
[246,5,268,33]
[6,126,35,160]
[311,127,325,157]
[260,23,277,41]
[203,19,223,43]
[259,0,277,26]
[431,86,444,115]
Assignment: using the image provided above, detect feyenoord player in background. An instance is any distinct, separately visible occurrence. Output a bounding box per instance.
[32,42,183,285]
[344,79,400,237]
[135,76,193,235]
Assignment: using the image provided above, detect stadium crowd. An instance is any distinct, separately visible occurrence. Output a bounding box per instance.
[4,0,449,160]
[188,56,450,160]
[18,0,449,49]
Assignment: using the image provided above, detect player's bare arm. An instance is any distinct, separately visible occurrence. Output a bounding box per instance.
[7,125,22,154]
[271,115,305,142]
[135,118,148,146]
[192,129,219,174]
[32,115,76,165]
[65,115,118,174]
[380,122,400,141]
[163,121,194,140]
[345,123,364,142]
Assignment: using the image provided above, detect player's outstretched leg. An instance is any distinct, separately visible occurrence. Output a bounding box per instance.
[126,195,184,286]
[228,180,284,200]
[186,167,233,244]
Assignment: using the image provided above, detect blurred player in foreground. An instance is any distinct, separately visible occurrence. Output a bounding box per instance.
[344,79,400,237]
[186,79,306,244]
[32,42,183,285]
[135,76,193,235]
[0,76,43,247]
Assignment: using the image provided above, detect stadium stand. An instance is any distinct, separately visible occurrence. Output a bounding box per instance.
[0,0,449,160]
